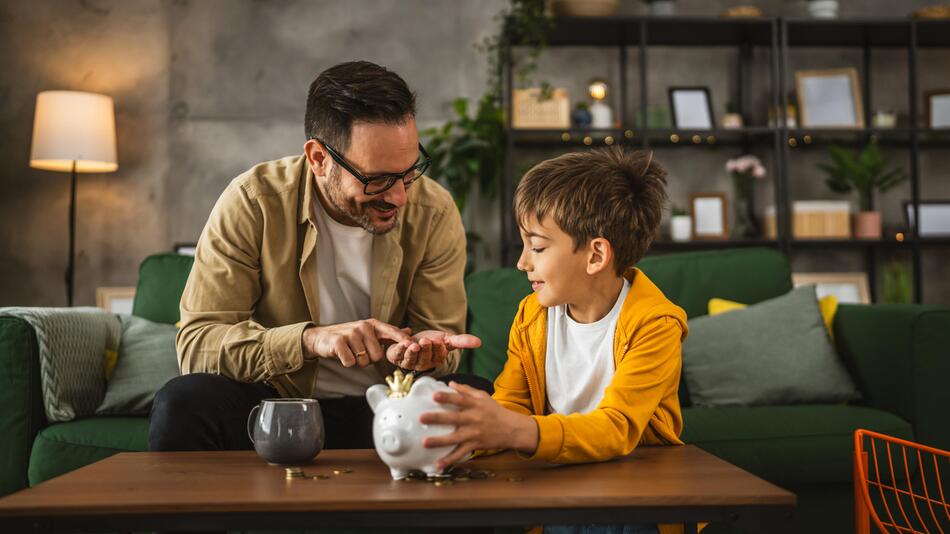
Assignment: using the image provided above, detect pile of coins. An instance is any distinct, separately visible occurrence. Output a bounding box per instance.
[283,466,524,485]
[401,466,513,486]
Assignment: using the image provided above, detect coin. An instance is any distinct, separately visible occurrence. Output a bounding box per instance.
[507,476,524,482]
[285,467,305,480]
[332,468,352,475]
[311,474,330,480]
[434,480,454,487]
[454,476,470,482]
[427,473,452,480]
[448,467,471,478]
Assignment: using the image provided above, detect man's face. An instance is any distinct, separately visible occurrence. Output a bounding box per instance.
[312,117,419,235]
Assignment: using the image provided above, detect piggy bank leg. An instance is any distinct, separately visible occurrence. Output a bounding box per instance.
[389,467,411,480]
[422,464,442,477]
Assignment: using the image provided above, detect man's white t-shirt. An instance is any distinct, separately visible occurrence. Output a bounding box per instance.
[545,279,631,415]
[311,196,382,398]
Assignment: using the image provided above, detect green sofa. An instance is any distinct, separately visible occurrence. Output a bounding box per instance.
[2,248,948,534]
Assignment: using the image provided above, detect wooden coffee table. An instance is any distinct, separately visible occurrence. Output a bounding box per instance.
[0,446,795,533]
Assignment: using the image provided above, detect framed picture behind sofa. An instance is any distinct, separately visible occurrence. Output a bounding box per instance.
[792,272,870,304]
[96,287,136,314]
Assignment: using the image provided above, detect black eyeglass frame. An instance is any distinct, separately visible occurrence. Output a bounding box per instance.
[312,137,430,196]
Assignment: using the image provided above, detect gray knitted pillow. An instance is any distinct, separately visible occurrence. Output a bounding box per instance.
[0,307,120,421]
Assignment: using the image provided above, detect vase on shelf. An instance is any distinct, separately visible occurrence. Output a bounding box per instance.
[732,173,761,239]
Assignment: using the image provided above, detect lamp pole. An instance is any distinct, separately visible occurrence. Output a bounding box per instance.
[66,159,77,307]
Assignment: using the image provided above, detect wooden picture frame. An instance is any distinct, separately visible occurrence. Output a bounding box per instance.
[792,272,870,304]
[689,192,729,240]
[512,88,571,129]
[795,68,864,128]
[924,89,950,128]
[96,286,136,314]
[669,87,715,130]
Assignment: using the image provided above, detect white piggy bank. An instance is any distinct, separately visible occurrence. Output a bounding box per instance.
[366,373,458,480]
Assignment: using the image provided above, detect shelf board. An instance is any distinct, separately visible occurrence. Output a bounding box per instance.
[790,238,910,249]
[509,17,950,49]
[510,127,774,147]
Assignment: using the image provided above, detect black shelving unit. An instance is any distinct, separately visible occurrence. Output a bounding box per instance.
[502,16,950,304]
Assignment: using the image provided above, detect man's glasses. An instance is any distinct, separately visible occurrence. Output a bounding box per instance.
[312,137,430,195]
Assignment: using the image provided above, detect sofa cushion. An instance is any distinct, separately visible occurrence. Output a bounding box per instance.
[28,417,148,486]
[133,253,194,325]
[464,268,532,380]
[682,404,913,486]
[683,285,861,407]
[96,315,181,415]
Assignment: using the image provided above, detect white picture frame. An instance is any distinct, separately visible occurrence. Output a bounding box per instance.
[96,287,136,314]
[904,201,950,237]
[669,87,714,130]
[796,68,864,128]
[792,273,870,305]
[925,90,950,129]
[689,192,729,240]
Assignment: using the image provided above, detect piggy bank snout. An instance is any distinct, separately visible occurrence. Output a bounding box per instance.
[379,429,408,455]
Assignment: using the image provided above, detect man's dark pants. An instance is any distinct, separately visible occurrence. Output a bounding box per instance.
[149,372,494,451]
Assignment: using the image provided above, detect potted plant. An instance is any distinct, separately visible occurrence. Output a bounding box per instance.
[882,261,912,304]
[819,143,907,239]
[670,204,691,242]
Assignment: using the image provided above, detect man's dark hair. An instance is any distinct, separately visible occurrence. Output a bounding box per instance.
[304,61,416,152]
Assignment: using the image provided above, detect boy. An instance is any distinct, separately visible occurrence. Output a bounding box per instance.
[421,147,688,534]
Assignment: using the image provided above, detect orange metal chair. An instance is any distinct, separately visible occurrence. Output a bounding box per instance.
[854,429,950,533]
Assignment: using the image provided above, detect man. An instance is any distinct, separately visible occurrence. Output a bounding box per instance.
[149,61,483,452]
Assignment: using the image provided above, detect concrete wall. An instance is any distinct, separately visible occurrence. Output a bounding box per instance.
[1,0,948,307]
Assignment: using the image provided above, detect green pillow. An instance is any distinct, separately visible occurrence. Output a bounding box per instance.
[682,285,861,407]
[95,315,180,415]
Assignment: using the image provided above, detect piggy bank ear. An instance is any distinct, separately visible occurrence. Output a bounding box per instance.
[407,376,448,399]
[366,384,389,412]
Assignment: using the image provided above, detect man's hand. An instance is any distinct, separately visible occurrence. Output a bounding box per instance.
[385,330,481,372]
[302,319,411,368]
[419,382,539,471]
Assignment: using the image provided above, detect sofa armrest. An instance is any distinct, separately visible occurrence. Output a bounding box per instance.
[833,303,950,450]
[0,317,47,496]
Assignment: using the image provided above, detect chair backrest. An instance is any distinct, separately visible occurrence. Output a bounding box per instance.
[132,253,195,324]
[464,247,793,382]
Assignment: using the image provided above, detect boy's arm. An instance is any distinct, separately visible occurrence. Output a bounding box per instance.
[528,315,685,464]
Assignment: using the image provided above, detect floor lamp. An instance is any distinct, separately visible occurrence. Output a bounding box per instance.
[29,91,118,307]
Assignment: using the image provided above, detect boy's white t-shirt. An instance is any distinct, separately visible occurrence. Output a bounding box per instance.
[310,196,383,398]
[545,279,631,415]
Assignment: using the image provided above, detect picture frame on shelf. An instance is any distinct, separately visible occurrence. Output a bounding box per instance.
[903,200,950,237]
[795,68,864,128]
[669,87,714,130]
[792,272,870,305]
[924,89,950,129]
[96,287,136,315]
[174,242,197,256]
[689,192,729,240]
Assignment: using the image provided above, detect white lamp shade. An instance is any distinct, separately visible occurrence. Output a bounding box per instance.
[30,90,118,173]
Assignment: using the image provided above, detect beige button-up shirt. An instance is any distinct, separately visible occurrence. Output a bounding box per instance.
[176,154,467,398]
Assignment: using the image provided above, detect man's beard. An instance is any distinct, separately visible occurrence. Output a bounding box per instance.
[324,166,399,235]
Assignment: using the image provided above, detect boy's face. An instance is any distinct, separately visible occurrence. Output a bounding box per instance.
[516,215,590,308]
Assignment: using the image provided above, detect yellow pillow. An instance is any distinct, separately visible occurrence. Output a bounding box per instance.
[708,294,838,339]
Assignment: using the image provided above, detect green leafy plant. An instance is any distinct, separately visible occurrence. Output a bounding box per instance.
[882,261,912,304]
[819,143,907,212]
[423,0,551,213]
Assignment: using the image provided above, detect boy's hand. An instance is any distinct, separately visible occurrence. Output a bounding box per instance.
[420,381,539,471]
[386,331,481,372]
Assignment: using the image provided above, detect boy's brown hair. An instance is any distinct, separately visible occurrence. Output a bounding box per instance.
[514,147,668,276]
